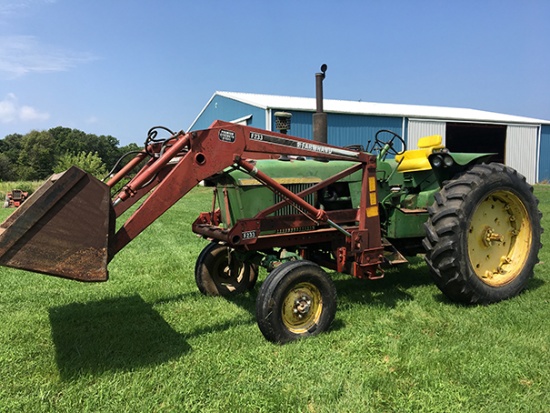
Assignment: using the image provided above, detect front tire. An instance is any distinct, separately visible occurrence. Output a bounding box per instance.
[195,242,258,296]
[256,260,337,344]
[423,163,542,304]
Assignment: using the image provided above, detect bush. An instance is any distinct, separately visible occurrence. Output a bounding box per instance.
[54,151,108,179]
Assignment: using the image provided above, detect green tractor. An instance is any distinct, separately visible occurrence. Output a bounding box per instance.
[190,127,542,343]
[0,123,542,344]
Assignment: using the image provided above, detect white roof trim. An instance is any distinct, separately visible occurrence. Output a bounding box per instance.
[216,91,550,126]
[229,114,253,124]
[187,92,217,131]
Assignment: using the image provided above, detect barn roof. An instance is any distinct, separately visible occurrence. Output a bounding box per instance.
[216,91,550,125]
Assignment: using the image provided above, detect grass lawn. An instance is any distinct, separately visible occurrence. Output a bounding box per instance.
[0,185,548,412]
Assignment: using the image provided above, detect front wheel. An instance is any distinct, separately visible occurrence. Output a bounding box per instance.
[195,242,258,296]
[423,163,542,304]
[256,260,337,344]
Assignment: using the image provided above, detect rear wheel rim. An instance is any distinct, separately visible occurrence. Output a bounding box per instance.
[467,190,532,286]
[281,282,323,334]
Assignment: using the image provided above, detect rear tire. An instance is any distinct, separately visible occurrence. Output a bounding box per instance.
[256,260,337,344]
[423,163,542,304]
[195,242,258,296]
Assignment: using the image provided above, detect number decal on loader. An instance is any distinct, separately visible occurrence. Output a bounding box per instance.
[242,230,257,240]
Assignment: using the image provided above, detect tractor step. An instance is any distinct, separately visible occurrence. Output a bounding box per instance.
[382,239,409,265]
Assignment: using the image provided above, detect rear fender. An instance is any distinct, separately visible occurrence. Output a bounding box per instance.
[428,151,495,184]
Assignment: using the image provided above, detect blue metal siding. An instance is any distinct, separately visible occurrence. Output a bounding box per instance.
[190,95,266,131]
[327,114,403,151]
[270,110,403,151]
[538,125,550,182]
[271,110,313,138]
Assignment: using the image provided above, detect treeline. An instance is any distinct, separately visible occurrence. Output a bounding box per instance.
[0,127,140,181]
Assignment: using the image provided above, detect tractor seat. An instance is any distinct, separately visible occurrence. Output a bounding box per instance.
[394,135,444,172]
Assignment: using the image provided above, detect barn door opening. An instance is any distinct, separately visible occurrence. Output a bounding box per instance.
[445,122,506,163]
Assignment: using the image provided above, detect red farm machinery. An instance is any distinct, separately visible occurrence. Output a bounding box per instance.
[3,189,28,208]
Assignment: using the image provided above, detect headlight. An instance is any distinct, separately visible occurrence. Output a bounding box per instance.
[443,155,454,167]
[431,155,443,168]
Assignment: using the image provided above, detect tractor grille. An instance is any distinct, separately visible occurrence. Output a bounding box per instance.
[274,183,316,233]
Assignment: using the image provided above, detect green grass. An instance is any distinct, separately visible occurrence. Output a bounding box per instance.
[0,186,549,412]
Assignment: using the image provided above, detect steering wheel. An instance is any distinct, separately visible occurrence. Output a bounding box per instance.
[373,129,407,159]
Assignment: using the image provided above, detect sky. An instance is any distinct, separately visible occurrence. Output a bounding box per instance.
[0,0,549,146]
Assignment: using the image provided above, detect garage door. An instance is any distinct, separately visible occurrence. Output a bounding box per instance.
[506,125,538,184]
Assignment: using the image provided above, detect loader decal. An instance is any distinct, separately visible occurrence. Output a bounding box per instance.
[250,131,331,153]
[242,230,257,240]
[249,132,358,158]
[219,129,236,143]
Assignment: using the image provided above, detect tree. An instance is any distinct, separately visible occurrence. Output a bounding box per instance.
[0,133,23,164]
[17,130,56,180]
[53,152,108,179]
[1,127,139,181]
[94,134,121,168]
[0,153,16,181]
[48,127,121,170]
[118,142,141,154]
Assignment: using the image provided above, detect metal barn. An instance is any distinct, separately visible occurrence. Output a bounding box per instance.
[189,91,550,183]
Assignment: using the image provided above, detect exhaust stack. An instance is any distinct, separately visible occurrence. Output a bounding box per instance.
[313,64,328,143]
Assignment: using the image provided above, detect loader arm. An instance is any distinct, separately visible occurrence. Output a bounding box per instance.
[110,121,367,255]
[0,121,380,281]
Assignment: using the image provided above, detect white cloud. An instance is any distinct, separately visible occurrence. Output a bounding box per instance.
[19,105,50,121]
[0,35,97,78]
[0,2,26,17]
[0,0,57,18]
[0,93,50,123]
[0,93,17,122]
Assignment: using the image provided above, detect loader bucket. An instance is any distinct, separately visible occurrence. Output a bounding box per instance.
[0,166,113,282]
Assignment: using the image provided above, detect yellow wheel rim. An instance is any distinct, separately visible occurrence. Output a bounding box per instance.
[467,190,532,286]
[281,282,323,334]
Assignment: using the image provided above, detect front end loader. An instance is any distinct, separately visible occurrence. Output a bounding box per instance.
[0,121,542,343]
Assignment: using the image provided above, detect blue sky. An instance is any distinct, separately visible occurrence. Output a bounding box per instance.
[0,0,549,146]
